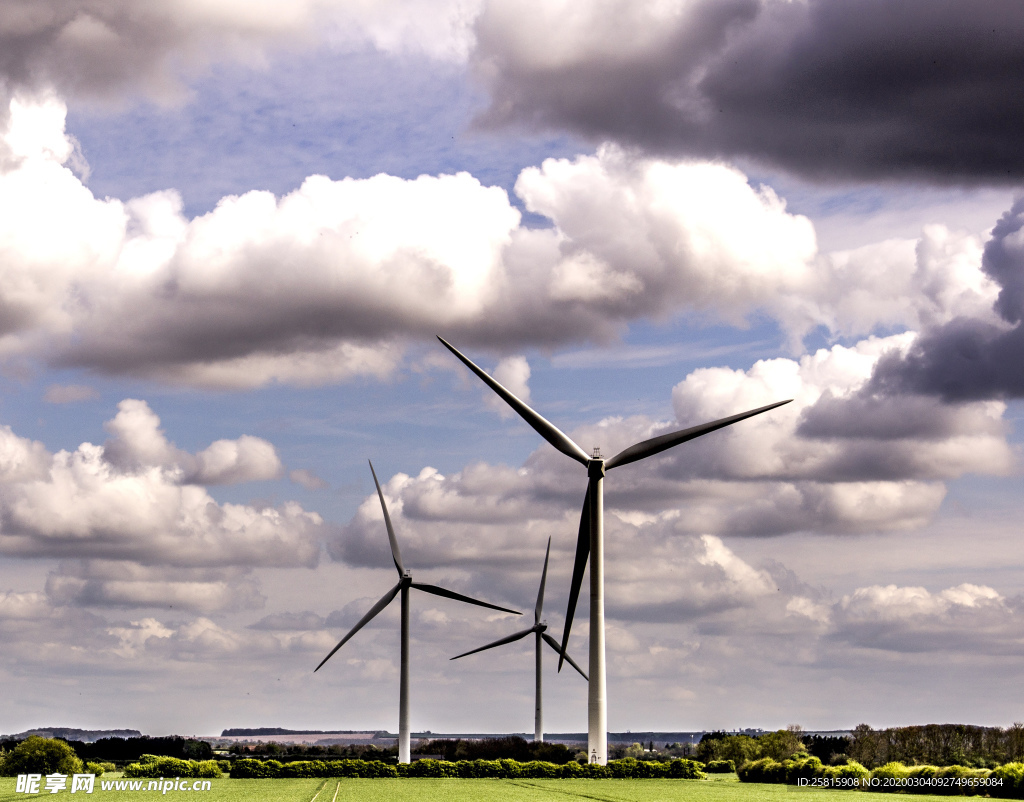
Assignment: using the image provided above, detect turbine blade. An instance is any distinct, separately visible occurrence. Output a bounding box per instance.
[437,336,590,467]
[411,582,521,615]
[542,632,589,681]
[314,580,403,672]
[369,460,404,576]
[558,483,590,672]
[535,536,552,625]
[450,626,536,660]
[605,399,793,470]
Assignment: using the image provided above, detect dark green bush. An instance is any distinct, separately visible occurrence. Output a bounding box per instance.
[819,757,868,790]
[222,755,708,780]
[609,757,639,778]
[667,759,706,779]
[579,762,612,778]
[737,757,776,782]
[937,765,992,796]
[496,758,522,778]
[84,762,106,777]
[230,758,283,778]
[217,760,231,773]
[633,760,668,778]
[767,759,789,783]
[705,759,736,773]
[278,760,320,778]
[124,757,196,778]
[518,760,560,778]
[1,736,84,776]
[454,759,494,778]
[195,760,222,778]
[872,762,910,781]
[362,760,399,778]
[406,759,457,778]
[740,757,788,783]
[787,756,824,783]
[990,763,1024,797]
[334,760,367,778]
[559,761,583,778]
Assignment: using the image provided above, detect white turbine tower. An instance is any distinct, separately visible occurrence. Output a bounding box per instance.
[450,537,588,743]
[438,336,790,764]
[315,460,521,763]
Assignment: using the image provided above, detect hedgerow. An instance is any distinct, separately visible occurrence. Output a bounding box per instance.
[736,755,1024,796]
[123,758,223,779]
[228,756,705,779]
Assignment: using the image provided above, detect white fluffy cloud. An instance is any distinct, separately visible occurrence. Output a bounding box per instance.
[0,97,1004,388]
[0,0,480,113]
[102,399,282,484]
[0,590,52,620]
[332,331,1013,597]
[832,583,1024,654]
[46,562,266,613]
[0,401,322,584]
[0,399,326,617]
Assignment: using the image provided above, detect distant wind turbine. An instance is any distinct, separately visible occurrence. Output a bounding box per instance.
[438,335,790,764]
[315,460,521,763]
[450,537,588,743]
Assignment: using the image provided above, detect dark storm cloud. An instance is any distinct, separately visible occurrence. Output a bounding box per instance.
[870,198,1024,400]
[473,0,1024,183]
[797,391,1004,441]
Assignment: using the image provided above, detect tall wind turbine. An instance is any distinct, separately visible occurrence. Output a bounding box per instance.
[438,336,790,764]
[315,460,521,763]
[450,537,588,743]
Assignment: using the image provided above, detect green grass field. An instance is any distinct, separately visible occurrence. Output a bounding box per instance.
[0,773,957,802]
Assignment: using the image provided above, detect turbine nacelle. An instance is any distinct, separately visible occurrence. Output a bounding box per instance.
[314,459,520,674]
[449,536,589,681]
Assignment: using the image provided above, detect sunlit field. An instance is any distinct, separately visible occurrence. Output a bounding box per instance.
[0,774,958,802]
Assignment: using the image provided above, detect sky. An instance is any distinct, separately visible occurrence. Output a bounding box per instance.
[1,0,1024,739]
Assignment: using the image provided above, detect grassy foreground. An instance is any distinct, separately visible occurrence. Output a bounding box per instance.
[0,773,956,802]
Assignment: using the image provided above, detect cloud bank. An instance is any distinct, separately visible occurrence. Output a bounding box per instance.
[0,399,323,612]
[330,334,1012,599]
[0,95,1010,391]
[472,0,1024,183]
[0,0,479,112]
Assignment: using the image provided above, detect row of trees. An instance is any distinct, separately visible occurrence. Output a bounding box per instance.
[412,736,574,764]
[694,728,807,766]
[229,741,393,760]
[0,736,109,776]
[71,736,212,764]
[739,753,1024,798]
[848,724,1024,769]
[693,724,1024,770]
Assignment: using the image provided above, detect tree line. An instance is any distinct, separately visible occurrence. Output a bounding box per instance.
[695,724,1024,770]
[848,724,1024,769]
[0,735,212,766]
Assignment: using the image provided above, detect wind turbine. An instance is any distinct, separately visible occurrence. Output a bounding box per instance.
[315,460,521,763]
[438,335,790,764]
[450,537,588,743]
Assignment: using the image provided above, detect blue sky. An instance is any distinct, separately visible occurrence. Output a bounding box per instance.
[1,0,1023,739]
